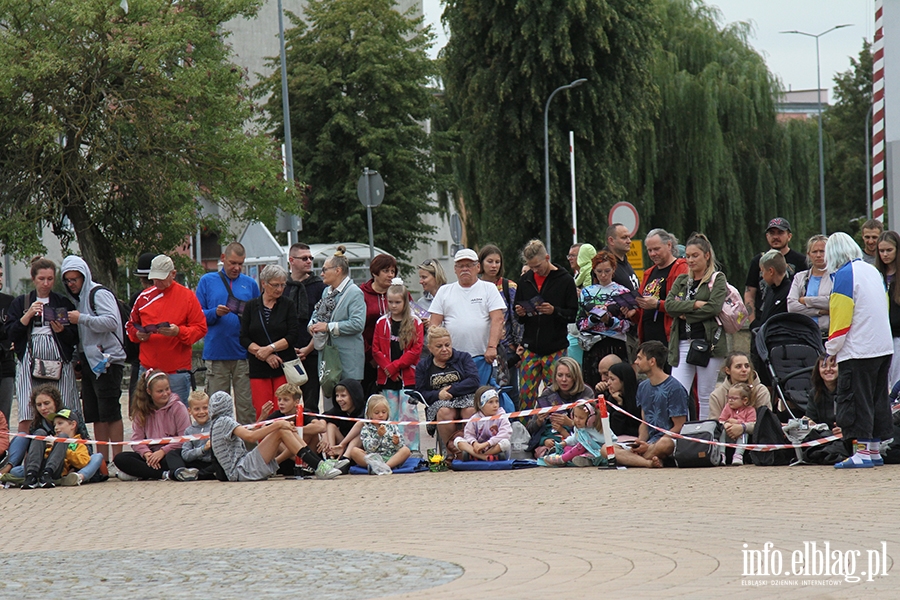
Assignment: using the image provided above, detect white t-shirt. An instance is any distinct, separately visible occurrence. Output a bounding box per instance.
[430,280,506,357]
[32,297,52,335]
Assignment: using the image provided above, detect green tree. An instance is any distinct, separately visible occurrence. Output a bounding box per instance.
[0,0,296,288]
[441,0,660,272]
[259,0,440,264]
[823,41,873,235]
[632,0,821,279]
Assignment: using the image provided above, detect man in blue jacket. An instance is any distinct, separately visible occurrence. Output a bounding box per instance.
[196,242,259,424]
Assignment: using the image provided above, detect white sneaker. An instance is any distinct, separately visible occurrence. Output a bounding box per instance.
[571,456,594,468]
[116,471,140,481]
[174,467,199,482]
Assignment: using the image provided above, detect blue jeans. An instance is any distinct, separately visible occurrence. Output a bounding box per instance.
[11,452,103,481]
[7,435,28,468]
[139,367,191,407]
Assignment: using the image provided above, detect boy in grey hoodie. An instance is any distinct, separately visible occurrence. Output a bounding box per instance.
[61,255,126,462]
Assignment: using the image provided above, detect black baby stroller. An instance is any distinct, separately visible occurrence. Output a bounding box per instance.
[755,313,824,420]
[755,313,825,466]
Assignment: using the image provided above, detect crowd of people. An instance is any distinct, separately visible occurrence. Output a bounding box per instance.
[0,215,897,487]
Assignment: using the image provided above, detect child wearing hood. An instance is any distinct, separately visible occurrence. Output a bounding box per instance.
[573,244,598,289]
[60,255,127,463]
[208,390,345,481]
[322,379,366,458]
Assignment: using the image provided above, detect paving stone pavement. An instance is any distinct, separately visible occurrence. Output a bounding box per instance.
[0,464,897,599]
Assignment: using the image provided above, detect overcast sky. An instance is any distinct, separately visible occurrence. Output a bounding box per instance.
[422,0,874,101]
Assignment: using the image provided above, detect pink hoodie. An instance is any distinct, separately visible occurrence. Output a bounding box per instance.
[463,408,512,447]
[131,395,191,456]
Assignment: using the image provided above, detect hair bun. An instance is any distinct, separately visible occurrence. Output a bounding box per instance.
[335,244,346,257]
[390,277,404,286]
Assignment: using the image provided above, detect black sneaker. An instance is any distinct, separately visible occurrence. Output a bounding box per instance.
[39,471,55,489]
[21,473,39,490]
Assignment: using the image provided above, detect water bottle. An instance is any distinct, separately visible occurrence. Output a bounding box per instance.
[92,345,111,375]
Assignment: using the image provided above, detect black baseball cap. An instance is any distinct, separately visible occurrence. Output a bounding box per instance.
[766,217,791,232]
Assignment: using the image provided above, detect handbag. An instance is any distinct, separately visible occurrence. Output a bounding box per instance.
[256,303,308,386]
[28,333,63,381]
[319,342,343,398]
[281,357,309,386]
[32,357,63,381]
[685,339,711,367]
[682,281,719,368]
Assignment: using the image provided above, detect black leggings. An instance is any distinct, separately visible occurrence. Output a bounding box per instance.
[114,450,188,480]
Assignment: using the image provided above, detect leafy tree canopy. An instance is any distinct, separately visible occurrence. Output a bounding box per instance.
[441,0,659,270]
[0,0,297,287]
[258,0,441,265]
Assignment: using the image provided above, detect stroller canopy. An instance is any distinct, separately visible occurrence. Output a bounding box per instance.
[755,313,824,362]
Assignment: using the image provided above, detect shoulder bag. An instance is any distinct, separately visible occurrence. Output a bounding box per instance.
[257,302,308,386]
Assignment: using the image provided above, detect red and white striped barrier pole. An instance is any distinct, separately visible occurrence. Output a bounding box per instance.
[873,0,886,222]
[597,395,617,469]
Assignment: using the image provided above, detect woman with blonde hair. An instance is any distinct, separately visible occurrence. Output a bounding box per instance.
[665,233,727,420]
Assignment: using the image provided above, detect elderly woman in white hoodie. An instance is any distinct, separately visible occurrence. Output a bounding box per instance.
[61,256,126,461]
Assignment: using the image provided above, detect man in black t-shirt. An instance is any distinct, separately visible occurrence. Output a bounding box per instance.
[604,223,640,292]
[636,228,688,345]
[743,217,808,329]
[755,250,792,386]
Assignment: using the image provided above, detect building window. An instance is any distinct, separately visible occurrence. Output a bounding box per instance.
[437,241,449,258]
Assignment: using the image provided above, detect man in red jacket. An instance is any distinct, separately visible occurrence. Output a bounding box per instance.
[127,255,207,405]
[636,229,688,346]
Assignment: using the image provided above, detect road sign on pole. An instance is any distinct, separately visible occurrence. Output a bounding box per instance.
[357,168,385,261]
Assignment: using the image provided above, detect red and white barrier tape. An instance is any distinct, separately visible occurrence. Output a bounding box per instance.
[4,400,593,447]
[602,398,842,451]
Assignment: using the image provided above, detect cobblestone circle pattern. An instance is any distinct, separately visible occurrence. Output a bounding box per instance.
[0,548,464,599]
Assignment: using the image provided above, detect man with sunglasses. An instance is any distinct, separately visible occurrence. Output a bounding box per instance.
[287,243,327,413]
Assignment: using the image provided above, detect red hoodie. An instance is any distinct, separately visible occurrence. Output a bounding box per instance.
[127,281,207,373]
[372,314,424,387]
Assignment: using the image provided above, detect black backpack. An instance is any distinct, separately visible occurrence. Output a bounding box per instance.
[748,406,795,466]
[89,286,139,363]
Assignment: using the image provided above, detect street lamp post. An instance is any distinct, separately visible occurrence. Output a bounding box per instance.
[781,24,852,235]
[278,0,299,245]
[544,78,587,257]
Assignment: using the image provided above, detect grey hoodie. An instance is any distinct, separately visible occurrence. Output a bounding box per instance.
[60,255,126,372]
[209,391,245,481]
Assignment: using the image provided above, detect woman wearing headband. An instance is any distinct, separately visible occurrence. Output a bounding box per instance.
[113,369,196,481]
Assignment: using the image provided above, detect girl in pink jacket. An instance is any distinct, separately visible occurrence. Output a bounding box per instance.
[112,369,196,481]
[455,386,512,461]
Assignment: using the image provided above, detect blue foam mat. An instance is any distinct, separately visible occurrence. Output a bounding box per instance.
[450,459,538,471]
[349,457,428,475]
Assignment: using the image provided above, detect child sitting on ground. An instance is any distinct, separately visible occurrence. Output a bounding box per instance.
[719,382,757,466]
[179,391,217,480]
[208,391,346,481]
[539,402,614,467]
[22,408,101,488]
[259,383,327,476]
[347,395,411,475]
[455,386,512,461]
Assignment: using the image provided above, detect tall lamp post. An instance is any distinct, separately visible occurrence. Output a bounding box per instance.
[781,24,852,235]
[544,78,587,257]
[278,0,299,245]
